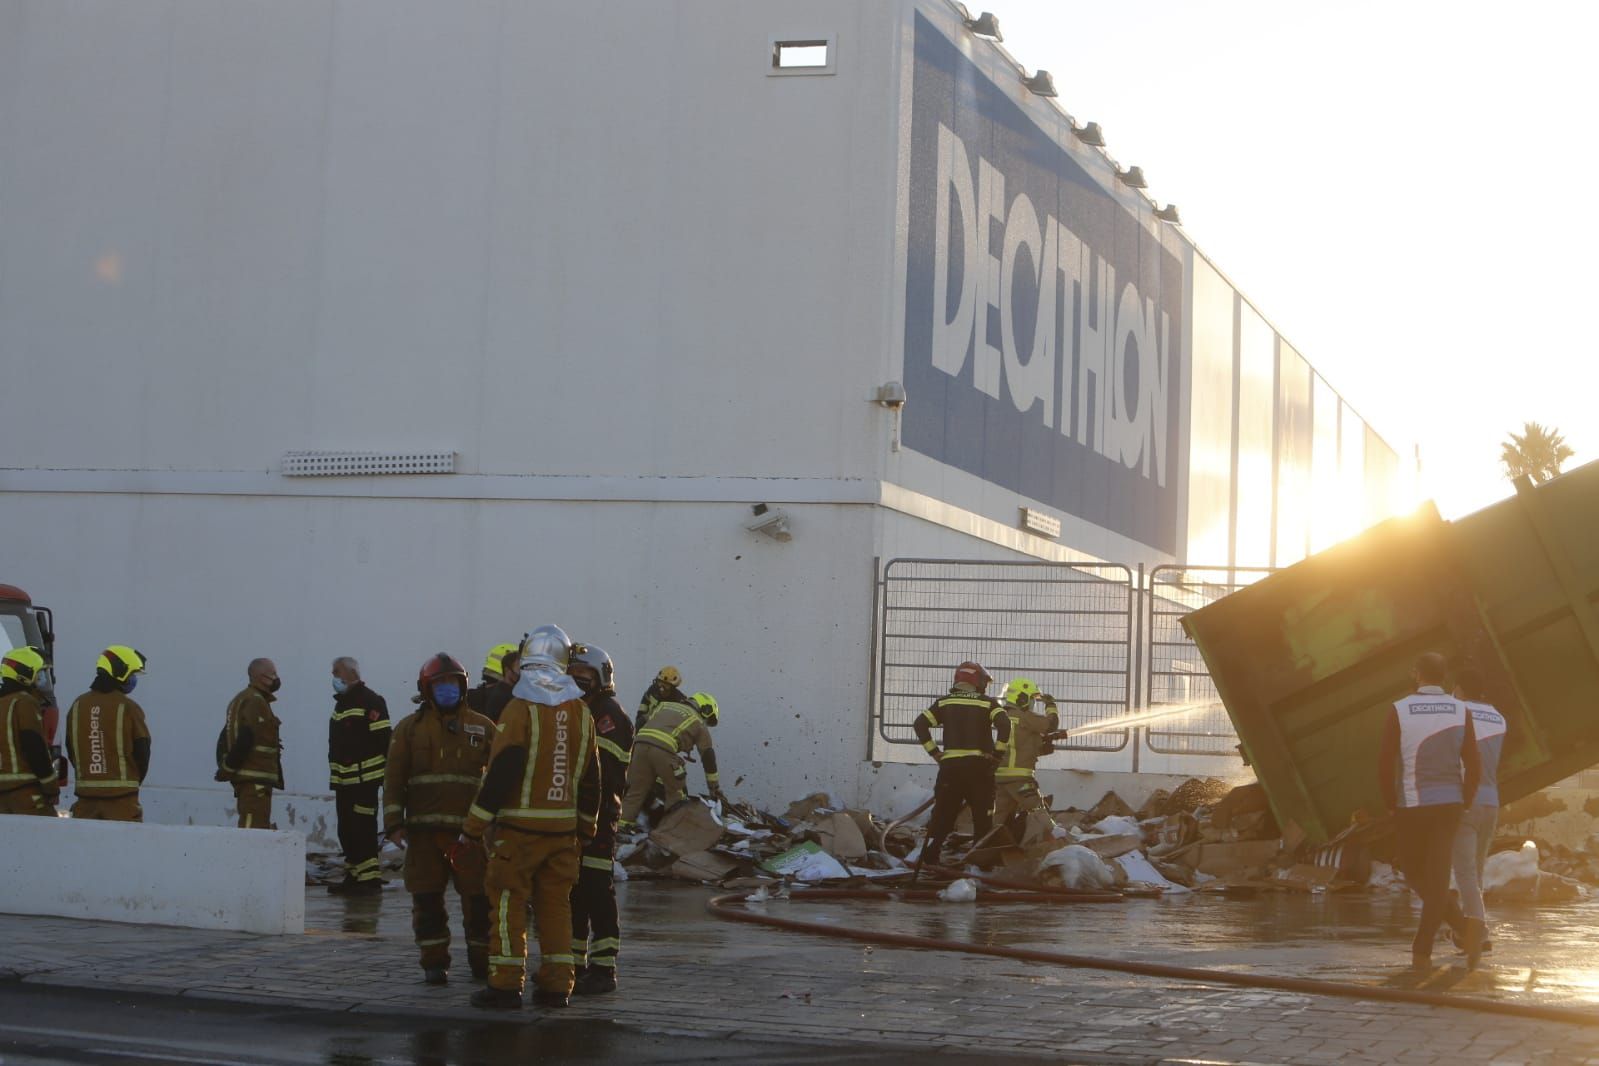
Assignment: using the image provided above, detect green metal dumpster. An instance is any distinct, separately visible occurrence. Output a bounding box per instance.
[1183,460,1599,844]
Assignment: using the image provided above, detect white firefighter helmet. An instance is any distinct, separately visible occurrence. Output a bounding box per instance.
[520,624,573,671]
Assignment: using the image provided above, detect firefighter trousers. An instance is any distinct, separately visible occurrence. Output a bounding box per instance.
[404,828,489,975]
[0,786,55,816]
[923,757,994,865]
[233,782,274,829]
[72,793,142,821]
[619,743,683,824]
[570,858,620,970]
[992,776,1048,828]
[335,785,382,883]
[484,828,581,996]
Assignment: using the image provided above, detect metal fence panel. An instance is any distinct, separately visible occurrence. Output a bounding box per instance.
[1143,565,1275,755]
[878,559,1135,751]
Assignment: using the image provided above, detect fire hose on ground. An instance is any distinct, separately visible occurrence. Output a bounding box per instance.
[718,794,1599,1028]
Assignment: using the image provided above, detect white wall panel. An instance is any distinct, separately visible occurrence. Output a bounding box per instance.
[1234,305,1275,568]
[1185,259,1234,566]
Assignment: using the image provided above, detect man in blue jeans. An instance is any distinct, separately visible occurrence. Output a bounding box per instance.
[1378,652,1479,969]
[1451,666,1506,969]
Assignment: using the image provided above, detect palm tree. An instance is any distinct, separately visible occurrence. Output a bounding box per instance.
[1500,422,1575,483]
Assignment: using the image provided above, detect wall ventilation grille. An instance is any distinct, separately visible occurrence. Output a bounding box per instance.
[281,450,457,477]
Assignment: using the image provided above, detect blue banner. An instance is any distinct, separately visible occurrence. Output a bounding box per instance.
[903,14,1184,554]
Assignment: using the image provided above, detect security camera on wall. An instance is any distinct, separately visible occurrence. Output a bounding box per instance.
[746,503,792,542]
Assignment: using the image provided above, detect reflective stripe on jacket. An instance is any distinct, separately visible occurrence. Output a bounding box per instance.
[912,689,1009,762]
[66,691,151,796]
[383,704,493,833]
[329,683,391,788]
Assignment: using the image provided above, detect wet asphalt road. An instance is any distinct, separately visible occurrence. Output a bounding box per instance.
[315,874,1599,1007]
[0,984,1030,1066]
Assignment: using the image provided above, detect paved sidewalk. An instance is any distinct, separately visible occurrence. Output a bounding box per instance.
[3,883,1598,1065]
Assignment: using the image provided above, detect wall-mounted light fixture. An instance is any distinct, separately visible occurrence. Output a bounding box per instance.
[963,10,1002,40]
[1022,69,1057,97]
[1072,121,1105,147]
[1117,165,1148,189]
[746,503,792,542]
[873,381,907,452]
[1155,203,1182,224]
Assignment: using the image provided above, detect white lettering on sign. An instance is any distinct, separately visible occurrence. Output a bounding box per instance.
[88,707,106,775]
[547,707,570,801]
[931,122,1171,486]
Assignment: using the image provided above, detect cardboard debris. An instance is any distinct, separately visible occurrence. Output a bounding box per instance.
[814,811,868,860]
[670,850,742,883]
[649,801,725,858]
[783,792,834,824]
[1185,839,1281,878]
[1082,791,1136,823]
[760,841,850,882]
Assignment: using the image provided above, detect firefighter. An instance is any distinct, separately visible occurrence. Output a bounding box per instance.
[567,642,632,995]
[65,646,151,821]
[990,678,1059,837]
[218,658,285,829]
[327,656,390,895]
[467,643,520,724]
[462,625,600,1010]
[619,690,721,830]
[634,665,687,731]
[0,646,61,815]
[383,653,494,984]
[913,661,1011,867]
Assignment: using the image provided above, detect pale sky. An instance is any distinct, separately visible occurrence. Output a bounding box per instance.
[995,0,1598,519]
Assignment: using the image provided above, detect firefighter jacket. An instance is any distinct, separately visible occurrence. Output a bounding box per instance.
[383,702,493,834]
[583,689,634,855]
[464,696,600,839]
[913,686,1010,763]
[65,682,152,798]
[633,699,718,785]
[635,681,687,731]
[0,684,59,798]
[328,682,391,790]
[468,679,516,723]
[222,686,284,788]
[996,700,1058,780]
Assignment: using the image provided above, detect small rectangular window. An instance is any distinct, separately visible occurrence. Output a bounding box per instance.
[769,36,836,77]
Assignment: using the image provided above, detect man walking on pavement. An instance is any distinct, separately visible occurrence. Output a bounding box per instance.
[990,678,1058,839]
[65,646,151,821]
[913,661,1010,868]
[328,656,390,895]
[1451,665,1506,969]
[1379,651,1479,969]
[218,658,285,829]
[461,625,600,1010]
[567,642,633,995]
[618,689,722,831]
[0,646,61,815]
[384,653,494,984]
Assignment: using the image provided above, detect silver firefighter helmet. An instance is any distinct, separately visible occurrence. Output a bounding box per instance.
[569,642,616,693]
[520,624,573,671]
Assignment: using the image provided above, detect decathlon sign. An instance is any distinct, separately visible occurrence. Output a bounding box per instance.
[902,14,1185,553]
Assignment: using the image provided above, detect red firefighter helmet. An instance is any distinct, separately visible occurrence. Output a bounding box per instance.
[953,661,992,690]
[417,652,469,699]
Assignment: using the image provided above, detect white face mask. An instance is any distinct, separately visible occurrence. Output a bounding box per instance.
[332,676,349,694]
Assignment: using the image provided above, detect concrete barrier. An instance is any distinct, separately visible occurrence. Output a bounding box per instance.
[0,814,305,934]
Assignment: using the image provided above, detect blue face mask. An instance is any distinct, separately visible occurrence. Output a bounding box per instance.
[124,675,139,693]
[433,682,462,709]
[332,676,349,695]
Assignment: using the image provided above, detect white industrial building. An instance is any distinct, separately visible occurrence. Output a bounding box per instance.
[0,0,1408,837]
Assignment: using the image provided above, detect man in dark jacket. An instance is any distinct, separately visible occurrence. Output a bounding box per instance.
[328,656,390,895]
[568,643,633,995]
[913,660,1010,868]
